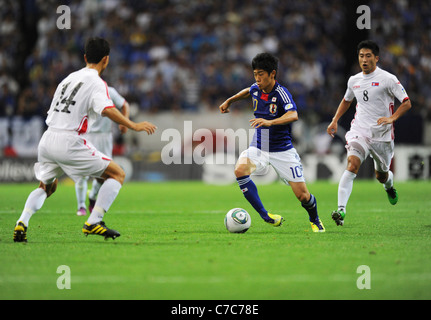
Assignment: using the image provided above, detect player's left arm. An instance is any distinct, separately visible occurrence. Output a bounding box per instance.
[377,98,411,125]
[102,107,157,134]
[377,77,412,125]
[250,111,298,128]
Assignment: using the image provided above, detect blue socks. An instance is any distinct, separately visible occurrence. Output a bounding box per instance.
[236,175,270,221]
[237,175,319,223]
[301,193,319,222]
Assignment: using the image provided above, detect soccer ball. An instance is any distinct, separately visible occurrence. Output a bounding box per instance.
[224,208,251,233]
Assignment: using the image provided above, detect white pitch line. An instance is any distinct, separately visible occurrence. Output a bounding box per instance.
[1,273,431,285]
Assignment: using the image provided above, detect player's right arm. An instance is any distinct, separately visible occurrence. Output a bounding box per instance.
[327,77,355,138]
[102,107,157,135]
[327,98,353,138]
[219,87,250,113]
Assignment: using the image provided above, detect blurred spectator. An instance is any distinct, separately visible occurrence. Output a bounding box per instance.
[18,0,349,118]
[1,0,430,157]
[369,0,431,119]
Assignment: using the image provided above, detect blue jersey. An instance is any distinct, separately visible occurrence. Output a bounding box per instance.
[249,82,297,152]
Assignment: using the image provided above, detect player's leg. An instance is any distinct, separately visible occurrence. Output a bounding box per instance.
[372,141,397,205]
[75,176,89,216]
[271,149,323,232]
[289,181,325,232]
[84,160,124,224]
[14,178,58,242]
[87,133,111,213]
[332,134,369,226]
[235,148,281,226]
[375,170,397,204]
[14,128,66,242]
[59,136,122,239]
[339,155,361,209]
[332,155,360,226]
[88,178,104,213]
[82,160,124,239]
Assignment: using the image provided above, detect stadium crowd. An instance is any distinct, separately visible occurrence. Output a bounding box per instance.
[0,0,429,156]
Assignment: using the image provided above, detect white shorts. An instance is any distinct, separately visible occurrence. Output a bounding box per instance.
[85,132,113,159]
[34,128,111,184]
[238,146,305,184]
[345,130,394,173]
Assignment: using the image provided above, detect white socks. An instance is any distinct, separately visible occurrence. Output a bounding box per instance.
[76,177,104,209]
[384,170,394,190]
[338,170,357,213]
[338,170,394,214]
[17,188,47,226]
[86,178,122,225]
[75,177,88,209]
[17,178,123,227]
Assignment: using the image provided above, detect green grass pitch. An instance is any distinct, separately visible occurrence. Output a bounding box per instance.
[0,180,430,300]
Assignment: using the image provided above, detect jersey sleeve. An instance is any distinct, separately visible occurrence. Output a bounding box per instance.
[249,83,258,95]
[91,81,115,115]
[108,86,126,109]
[277,86,297,112]
[343,76,355,102]
[388,75,409,103]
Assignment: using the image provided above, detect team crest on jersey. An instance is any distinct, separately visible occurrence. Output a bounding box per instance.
[269,104,277,114]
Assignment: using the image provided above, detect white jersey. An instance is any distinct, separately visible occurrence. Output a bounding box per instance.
[89,86,126,133]
[344,66,409,141]
[45,67,114,134]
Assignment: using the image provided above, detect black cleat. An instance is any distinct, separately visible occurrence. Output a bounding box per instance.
[13,221,28,242]
[82,221,120,240]
[331,210,345,226]
[386,187,398,205]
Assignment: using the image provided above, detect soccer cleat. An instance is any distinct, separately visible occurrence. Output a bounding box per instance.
[13,221,28,242]
[265,213,284,227]
[82,221,120,240]
[310,219,325,232]
[331,209,345,226]
[386,187,398,205]
[76,207,87,216]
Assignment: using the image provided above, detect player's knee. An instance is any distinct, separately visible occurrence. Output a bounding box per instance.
[113,168,126,184]
[40,178,58,198]
[347,156,361,174]
[234,164,250,178]
[104,161,126,184]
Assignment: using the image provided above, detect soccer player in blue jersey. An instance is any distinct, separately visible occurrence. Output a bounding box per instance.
[219,53,325,232]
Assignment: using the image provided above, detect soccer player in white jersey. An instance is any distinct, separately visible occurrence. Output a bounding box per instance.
[75,86,130,216]
[327,40,412,226]
[13,37,157,242]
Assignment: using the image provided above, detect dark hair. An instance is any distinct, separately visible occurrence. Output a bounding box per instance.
[252,53,279,78]
[357,40,379,56]
[85,37,110,64]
